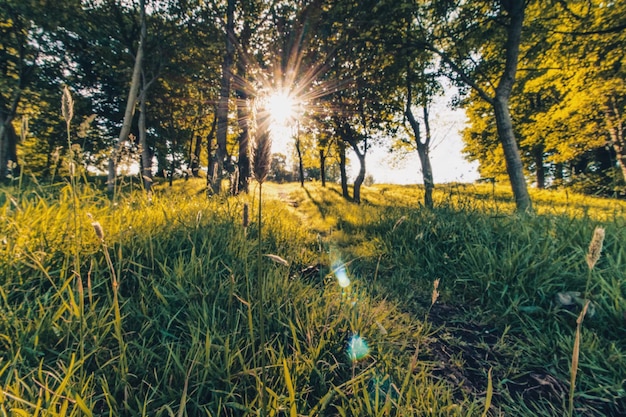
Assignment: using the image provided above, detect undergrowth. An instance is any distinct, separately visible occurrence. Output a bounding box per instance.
[1,179,624,416]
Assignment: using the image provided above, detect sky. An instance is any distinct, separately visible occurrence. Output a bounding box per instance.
[350,104,480,185]
[270,87,481,185]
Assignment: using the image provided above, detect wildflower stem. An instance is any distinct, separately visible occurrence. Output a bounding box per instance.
[257,181,267,417]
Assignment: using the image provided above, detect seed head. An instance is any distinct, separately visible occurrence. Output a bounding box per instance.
[87,213,105,241]
[431,278,440,306]
[242,203,250,229]
[62,86,74,125]
[585,227,605,270]
[253,130,272,184]
[264,254,289,266]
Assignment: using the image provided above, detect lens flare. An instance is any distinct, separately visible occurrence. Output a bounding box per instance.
[333,262,350,288]
[347,334,370,362]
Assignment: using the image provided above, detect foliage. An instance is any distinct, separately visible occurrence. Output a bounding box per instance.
[462,0,626,196]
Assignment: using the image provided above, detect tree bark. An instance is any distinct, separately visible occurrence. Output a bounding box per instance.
[107,0,146,194]
[236,18,252,194]
[236,92,251,193]
[0,92,22,181]
[319,148,326,187]
[213,0,235,194]
[405,82,434,209]
[338,139,349,198]
[604,97,626,182]
[190,133,202,177]
[206,112,218,193]
[492,0,532,212]
[493,97,531,210]
[351,145,366,204]
[0,115,9,181]
[428,0,532,212]
[138,87,152,193]
[534,145,545,189]
[296,128,305,187]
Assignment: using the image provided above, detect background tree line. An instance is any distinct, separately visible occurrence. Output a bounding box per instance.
[1,0,624,209]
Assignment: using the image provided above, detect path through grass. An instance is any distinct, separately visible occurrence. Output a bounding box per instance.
[1,179,624,416]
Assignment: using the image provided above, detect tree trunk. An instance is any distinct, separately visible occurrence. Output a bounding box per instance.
[296,131,305,187]
[338,139,349,198]
[0,92,22,181]
[604,98,626,183]
[206,113,218,193]
[319,148,326,187]
[492,0,532,212]
[417,146,434,208]
[0,116,9,181]
[138,89,152,193]
[236,93,251,193]
[213,0,235,194]
[351,146,366,204]
[493,98,531,211]
[236,20,252,194]
[189,129,203,178]
[107,0,146,194]
[534,145,545,189]
[405,83,435,209]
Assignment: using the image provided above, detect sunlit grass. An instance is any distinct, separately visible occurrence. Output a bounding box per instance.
[1,178,625,416]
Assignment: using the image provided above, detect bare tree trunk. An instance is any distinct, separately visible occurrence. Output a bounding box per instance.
[236,19,252,194]
[236,94,251,192]
[492,0,532,212]
[319,148,326,187]
[213,0,235,194]
[604,97,626,182]
[534,146,545,189]
[108,0,146,194]
[139,89,152,193]
[189,133,202,177]
[0,116,9,181]
[206,112,218,193]
[405,82,434,209]
[351,147,366,204]
[0,92,22,181]
[428,0,532,212]
[296,129,305,187]
[338,139,349,199]
[421,106,434,208]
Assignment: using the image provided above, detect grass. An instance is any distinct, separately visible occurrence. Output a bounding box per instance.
[1,178,625,416]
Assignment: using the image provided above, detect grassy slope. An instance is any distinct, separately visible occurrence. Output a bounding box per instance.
[1,179,625,416]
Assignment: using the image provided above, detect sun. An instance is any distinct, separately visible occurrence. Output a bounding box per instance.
[266,91,296,126]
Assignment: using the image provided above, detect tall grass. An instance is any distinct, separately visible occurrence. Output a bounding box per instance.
[1,179,625,416]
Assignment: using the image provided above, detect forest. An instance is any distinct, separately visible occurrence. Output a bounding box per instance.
[1,0,625,206]
[2,1,626,416]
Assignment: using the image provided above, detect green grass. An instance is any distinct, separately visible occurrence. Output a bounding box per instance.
[1,179,625,416]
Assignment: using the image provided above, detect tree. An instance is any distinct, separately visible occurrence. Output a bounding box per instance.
[422,0,532,211]
[314,0,400,203]
[531,0,626,191]
[211,0,236,194]
[106,0,146,194]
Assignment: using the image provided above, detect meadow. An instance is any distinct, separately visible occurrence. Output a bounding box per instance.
[1,178,625,416]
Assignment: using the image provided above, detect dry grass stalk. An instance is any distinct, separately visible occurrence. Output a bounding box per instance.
[62,85,74,126]
[253,130,271,184]
[264,254,289,266]
[392,216,407,232]
[569,300,590,417]
[585,227,605,270]
[431,278,440,307]
[242,203,249,229]
[230,166,240,195]
[87,213,105,241]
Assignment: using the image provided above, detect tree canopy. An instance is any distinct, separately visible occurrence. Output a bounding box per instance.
[1,0,624,204]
